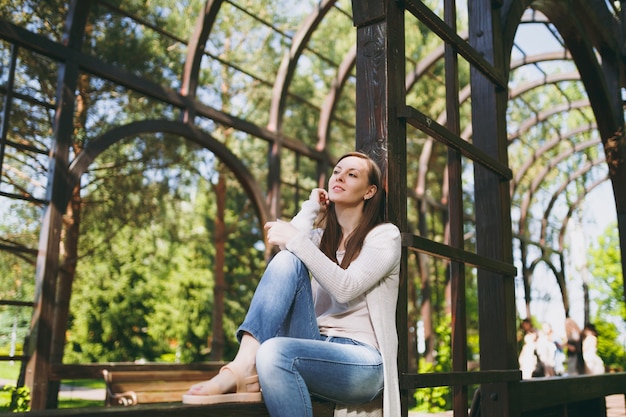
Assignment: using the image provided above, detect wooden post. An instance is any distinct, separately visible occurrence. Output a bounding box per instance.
[468,1,517,417]
[351,1,408,415]
[443,1,469,416]
[25,0,89,409]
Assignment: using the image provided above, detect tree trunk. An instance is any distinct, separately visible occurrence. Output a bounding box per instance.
[210,170,227,360]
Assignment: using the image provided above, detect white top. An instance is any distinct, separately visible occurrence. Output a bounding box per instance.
[313,250,378,349]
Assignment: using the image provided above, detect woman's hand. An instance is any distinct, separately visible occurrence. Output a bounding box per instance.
[309,188,329,211]
[264,219,298,250]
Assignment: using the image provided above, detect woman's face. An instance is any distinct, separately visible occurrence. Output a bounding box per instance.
[328,156,377,207]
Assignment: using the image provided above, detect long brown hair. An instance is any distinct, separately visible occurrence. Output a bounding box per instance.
[318,152,385,268]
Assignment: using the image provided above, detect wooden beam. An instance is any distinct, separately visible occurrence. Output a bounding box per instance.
[400,106,512,180]
[401,233,517,276]
[517,374,626,412]
[401,370,520,389]
[403,0,507,89]
[468,1,517,417]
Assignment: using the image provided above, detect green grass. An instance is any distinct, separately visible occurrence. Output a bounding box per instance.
[0,393,103,411]
[57,379,106,408]
[60,379,105,390]
[1,361,105,410]
[0,360,21,382]
[58,398,103,408]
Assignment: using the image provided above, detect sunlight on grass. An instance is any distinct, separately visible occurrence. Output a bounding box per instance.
[61,379,106,390]
[58,398,103,408]
[0,390,11,410]
[0,360,21,383]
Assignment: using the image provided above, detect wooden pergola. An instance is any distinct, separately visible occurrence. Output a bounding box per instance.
[1,0,626,416]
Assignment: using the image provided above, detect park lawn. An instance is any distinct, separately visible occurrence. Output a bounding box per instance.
[1,393,102,411]
[0,360,21,382]
[60,379,106,390]
[1,361,104,410]
[58,398,103,408]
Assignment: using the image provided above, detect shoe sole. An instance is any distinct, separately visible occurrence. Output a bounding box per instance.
[182,392,263,405]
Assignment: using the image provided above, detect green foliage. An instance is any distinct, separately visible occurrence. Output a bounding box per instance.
[588,222,625,318]
[0,385,30,412]
[52,0,300,366]
[89,0,200,87]
[413,315,452,412]
[66,192,212,363]
[587,222,626,371]
[65,143,267,363]
[594,321,626,372]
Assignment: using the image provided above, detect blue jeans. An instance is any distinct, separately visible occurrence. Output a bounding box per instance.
[237,251,384,417]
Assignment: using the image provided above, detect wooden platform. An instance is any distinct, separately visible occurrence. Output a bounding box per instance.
[23,401,335,417]
[22,403,271,417]
[23,384,626,417]
[517,374,626,417]
[408,395,626,417]
[30,364,626,416]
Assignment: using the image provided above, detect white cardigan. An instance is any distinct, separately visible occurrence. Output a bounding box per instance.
[285,200,402,417]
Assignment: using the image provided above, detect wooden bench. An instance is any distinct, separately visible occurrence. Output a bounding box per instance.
[101,366,335,416]
[103,368,221,406]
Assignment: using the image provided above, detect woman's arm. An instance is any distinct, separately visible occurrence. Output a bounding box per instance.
[285,223,401,303]
[286,188,329,232]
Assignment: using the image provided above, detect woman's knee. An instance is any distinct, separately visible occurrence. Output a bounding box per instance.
[265,251,309,282]
[258,337,290,361]
[268,250,301,270]
[256,338,287,378]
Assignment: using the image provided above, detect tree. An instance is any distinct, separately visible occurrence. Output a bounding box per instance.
[586,221,626,371]
[588,222,624,320]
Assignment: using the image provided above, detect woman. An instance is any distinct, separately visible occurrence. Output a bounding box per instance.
[582,323,605,375]
[535,322,557,377]
[564,317,584,375]
[518,328,539,379]
[183,151,402,416]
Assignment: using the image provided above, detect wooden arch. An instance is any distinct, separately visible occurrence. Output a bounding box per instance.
[68,120,271,229]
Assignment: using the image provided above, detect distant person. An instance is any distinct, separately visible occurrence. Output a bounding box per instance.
[582,323,605,375]
[518,318,543,379]
[519,318,533,337]
[553,334,566,376]
[535,323,557,377]
[519,330,540,379]
[517,318,533,351]
[564,317,584,375]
